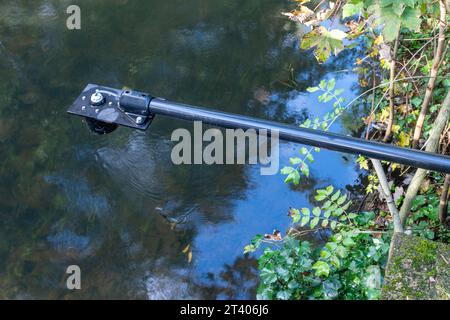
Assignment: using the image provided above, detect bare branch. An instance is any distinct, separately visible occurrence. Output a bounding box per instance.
[383,36,400,142]
[370,159,403,233]
[439,174,450,225]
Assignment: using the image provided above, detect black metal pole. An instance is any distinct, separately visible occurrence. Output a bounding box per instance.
[67,84,450,174]
[149,98,450,174]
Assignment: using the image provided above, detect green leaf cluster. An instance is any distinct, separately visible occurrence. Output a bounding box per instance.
[246,184,391,300]
[252,209,390,300]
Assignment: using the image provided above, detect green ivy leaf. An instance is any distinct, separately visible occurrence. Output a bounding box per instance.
[307,86,319,93]
[276,291,290,300]
[325,242,337,251]
[329,255,341,268]
[336,245,348,258]
[312,261,330,277]
[260,269,277,284]
[343,237,356,247]
[320,250,331,259]
[288,280,299,290]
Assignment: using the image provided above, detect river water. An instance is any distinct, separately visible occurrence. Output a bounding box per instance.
[0,0,364,299]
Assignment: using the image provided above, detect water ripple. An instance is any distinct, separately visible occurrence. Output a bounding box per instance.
[95,132,171,201]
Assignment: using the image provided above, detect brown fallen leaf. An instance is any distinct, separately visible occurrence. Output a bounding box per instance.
[264,230,282,241]
[253,87,271,105]
[182,244,190,254]
[281,5,314,24]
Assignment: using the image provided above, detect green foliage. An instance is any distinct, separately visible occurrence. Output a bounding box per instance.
[408,193,450,242]
[281,79,346,185]
[371,0,421,42]
[365,174,379,194]
[356,155,369,170]
[246,191,391,300]
[269,0,449,301]
[342,1,364,18]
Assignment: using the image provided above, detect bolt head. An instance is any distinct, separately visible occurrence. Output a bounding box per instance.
[136,116,144,124]
[90,92,105,106]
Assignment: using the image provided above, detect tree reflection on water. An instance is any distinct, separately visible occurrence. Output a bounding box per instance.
[0,0,363,299]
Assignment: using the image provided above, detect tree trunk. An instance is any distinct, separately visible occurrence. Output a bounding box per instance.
[412,0,447,149]
[399,90,450,225]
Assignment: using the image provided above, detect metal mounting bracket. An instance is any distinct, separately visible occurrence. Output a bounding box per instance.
[67,84,155,133]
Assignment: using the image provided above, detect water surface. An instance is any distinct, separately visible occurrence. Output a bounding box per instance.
[0,0,364,299]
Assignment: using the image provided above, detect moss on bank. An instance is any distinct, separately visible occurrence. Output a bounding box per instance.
[381,233,449,300]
